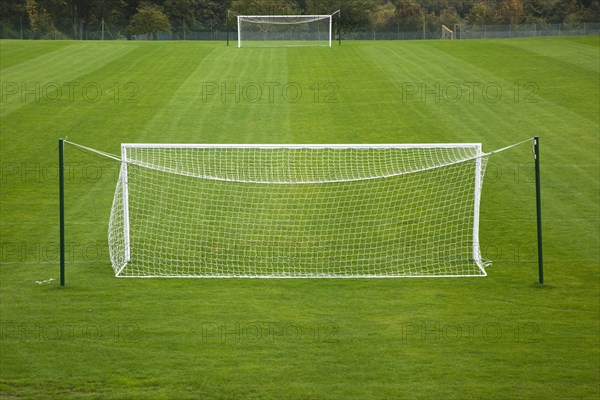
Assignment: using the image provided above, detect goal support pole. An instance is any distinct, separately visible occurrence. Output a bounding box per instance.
[328,13,332,47]
[332,9,341,46]
[534,136,544,284]
[339,12,341,46]
[59,138,65,287]
[226,9,234,46]
[237,16,241,48]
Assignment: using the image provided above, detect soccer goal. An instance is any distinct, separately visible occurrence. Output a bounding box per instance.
[103,144,492,278]
[235,11,339,48]
[442,24,454,39]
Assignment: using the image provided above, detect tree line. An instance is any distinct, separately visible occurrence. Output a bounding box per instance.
[1,0,597,39]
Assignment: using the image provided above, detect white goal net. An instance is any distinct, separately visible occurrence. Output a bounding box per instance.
[442,24,454,39]
[108,144,489,278]
[237,14,335,47]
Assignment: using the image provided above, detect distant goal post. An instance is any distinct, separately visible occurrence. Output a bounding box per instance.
[231,10,341,48]
[442,24,454,39]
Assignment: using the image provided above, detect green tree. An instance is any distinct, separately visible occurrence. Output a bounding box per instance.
[0,0,27,38]
[24,0,56,37]
[372,1,396,30]
[60,0,127,39]
[394,0,425,30]
[163,0,230,32]
[522,0,561,23]
[564,0,595,24]
[439,6,462,27]
[496,0,524,23]
[467,1,496,25]
[230,0,300,15]
[305,0,378,32]
[130,3,170,39]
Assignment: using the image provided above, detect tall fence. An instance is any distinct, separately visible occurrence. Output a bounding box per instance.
[1,21,598,41]
[456,23,600,39]
[348,23,599,40]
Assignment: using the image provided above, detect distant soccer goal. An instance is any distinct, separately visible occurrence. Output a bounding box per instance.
[235,11,340,48]
[442,24,454,39]
[106,144,492,278]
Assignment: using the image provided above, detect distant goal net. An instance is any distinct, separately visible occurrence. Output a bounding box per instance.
[442,24,454,39]
[236,12,339,47]
[108,144,491,278]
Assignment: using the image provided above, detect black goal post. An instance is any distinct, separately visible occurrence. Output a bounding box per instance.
[534,136,544,284]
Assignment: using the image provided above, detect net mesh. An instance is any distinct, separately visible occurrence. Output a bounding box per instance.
[108,145,488,278]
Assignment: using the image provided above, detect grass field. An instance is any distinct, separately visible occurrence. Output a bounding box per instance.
[1,36,599,399]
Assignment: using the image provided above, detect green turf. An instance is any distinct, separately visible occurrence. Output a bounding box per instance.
[1,36,598,399]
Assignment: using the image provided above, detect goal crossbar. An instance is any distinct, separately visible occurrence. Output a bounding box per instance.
[120,143,480,148]
[238,15,333,19]
[118,143,485,184]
